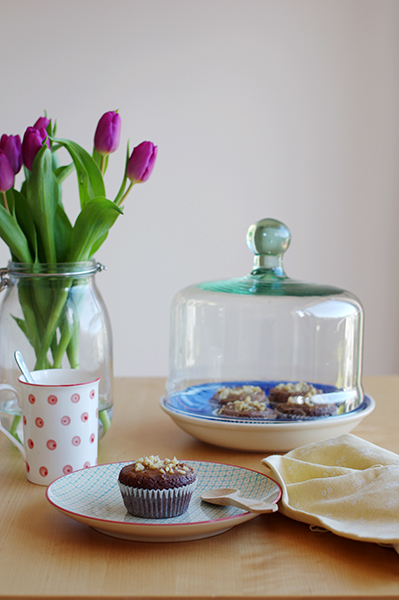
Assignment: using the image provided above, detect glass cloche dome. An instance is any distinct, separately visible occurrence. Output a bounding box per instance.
[166,218,364,423]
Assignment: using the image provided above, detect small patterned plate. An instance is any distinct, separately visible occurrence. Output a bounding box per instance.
[46,460,281,542]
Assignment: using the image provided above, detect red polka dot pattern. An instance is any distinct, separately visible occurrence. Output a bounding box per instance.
[22,381,99,484]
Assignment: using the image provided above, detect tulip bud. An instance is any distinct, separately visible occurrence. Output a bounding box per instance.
[34,116,50,131]
[0,150,14,193]
[94,111,121,156]
[22,126,50,171]
[126,141,157,184]
[0,134,22,174]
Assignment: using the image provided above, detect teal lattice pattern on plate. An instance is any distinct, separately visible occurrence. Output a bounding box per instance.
[46,460,281,527]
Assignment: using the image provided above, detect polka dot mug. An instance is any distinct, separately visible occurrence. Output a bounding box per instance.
[0,369,100,485]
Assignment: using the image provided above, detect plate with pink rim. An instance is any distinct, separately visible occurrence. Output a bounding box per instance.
[46,460,281,542]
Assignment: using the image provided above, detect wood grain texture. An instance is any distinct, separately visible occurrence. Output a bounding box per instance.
[1,376,399,599]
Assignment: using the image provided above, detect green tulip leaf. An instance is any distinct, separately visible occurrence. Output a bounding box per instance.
[0,203,32,263]
[54,163,75,186]
[26,145,59,264]
[68,197,123,262]
[53,138,106,208]
[92,147,102,170]
[54,205,73,262]
[90,231,109,256]
[12,316,29,340]
[5,189,15,215]
[13,189,38,261]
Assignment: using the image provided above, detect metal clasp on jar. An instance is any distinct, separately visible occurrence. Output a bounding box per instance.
[0,268,10,293]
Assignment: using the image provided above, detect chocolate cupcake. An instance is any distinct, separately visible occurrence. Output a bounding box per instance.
[118,455,197,519]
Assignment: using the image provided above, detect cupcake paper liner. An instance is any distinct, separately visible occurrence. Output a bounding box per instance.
[118,480,197,519]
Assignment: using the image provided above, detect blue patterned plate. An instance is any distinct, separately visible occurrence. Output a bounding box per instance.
[46,460,281,542]
[164,381,363,422]
[160,395,375,452]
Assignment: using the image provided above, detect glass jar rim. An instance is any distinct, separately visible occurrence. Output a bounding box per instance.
[5,259,105,279]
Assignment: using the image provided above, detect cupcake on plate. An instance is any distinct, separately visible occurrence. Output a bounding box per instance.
[118,455,197,519]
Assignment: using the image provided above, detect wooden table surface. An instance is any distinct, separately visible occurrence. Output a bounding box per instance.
[1,376,399,599]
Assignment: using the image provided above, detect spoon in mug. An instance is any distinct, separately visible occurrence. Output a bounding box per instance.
[14,351,35,384]
[200,488,279,514]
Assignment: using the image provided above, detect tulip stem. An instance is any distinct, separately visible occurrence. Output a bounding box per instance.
[118,182,134,207]
[1,192,9,213]
[99,155,110,176]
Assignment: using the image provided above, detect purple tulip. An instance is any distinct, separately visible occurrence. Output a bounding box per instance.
[94,111,121,156]
[0,134,22,174]
[22,126,50,171]
[0,150,14,193]
[126,141,157,184]
[34,116,50,131]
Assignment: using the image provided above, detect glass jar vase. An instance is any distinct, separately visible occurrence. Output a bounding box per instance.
[0,260,113,442]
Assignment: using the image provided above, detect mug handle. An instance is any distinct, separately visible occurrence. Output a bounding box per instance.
[0,383,26,461]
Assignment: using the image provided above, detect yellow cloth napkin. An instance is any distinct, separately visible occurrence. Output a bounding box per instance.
[262,433,399,546]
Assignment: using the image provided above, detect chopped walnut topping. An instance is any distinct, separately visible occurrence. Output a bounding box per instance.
[218,397,267,414]
[133,455,186,474]
[217,385,263,401]
[274,382,321,399]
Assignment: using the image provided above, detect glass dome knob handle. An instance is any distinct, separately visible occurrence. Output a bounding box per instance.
[247,218,291,256]
[247,218,290,276]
